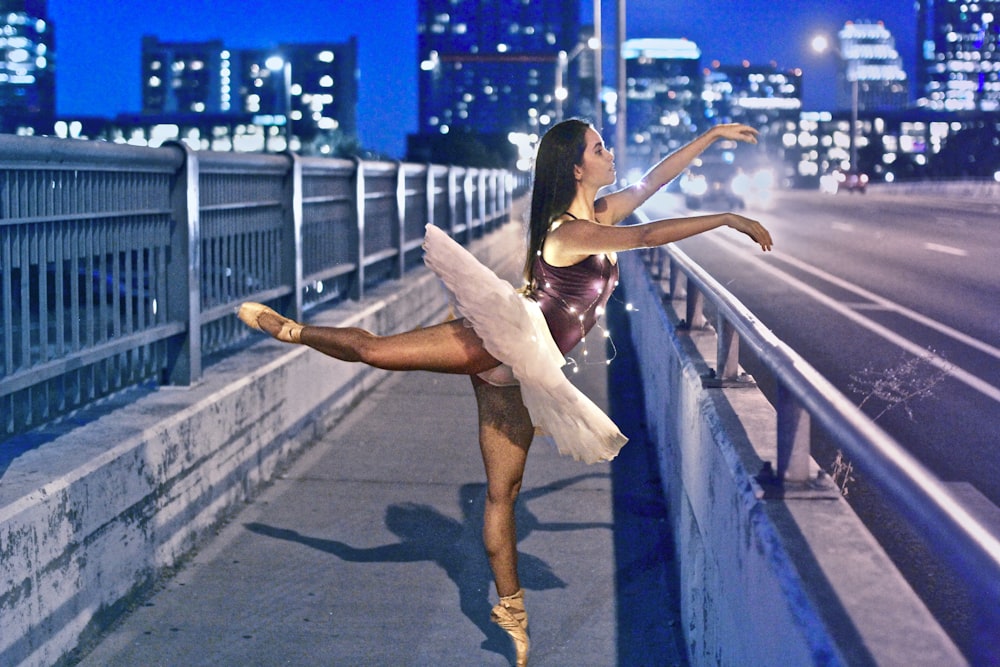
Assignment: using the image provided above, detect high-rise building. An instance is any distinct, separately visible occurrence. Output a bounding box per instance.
[837,21,909,112]
[623,38,703,163]
[236,40,358,142]
[0,0,55,123]
[138,37,358,152]
[703,61,803,126]
[142,37,228,115]
[917,0,1000,111]
[415,0,581,162]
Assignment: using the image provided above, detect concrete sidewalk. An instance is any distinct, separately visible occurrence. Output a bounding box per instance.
[71,312,687,666]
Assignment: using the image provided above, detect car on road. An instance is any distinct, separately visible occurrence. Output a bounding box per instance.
[820,169,869,194]
[679,155,775,210]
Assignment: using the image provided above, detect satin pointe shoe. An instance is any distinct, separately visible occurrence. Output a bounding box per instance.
[237,302,303,343]
[491,589,529,667]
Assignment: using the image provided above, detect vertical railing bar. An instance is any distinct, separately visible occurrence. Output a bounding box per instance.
[351,157,365,301]
[395,161,406,279]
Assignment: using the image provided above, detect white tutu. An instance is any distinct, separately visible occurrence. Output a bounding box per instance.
[422,224,628,464]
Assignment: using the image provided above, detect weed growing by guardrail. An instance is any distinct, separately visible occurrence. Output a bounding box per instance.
[831,348,951,496]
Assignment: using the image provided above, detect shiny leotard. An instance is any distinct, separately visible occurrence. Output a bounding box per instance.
[529,252,619,355]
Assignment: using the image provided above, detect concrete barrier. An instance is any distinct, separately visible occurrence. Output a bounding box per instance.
[618,251,966,666]
[0,221,526,667]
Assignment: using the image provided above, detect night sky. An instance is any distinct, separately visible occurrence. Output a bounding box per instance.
[48,0,917,157]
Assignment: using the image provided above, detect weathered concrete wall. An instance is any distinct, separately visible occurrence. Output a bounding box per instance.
[618,251,966,666]
[0,222,526,667]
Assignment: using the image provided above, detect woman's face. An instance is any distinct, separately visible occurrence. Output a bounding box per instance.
[574,128,616,189]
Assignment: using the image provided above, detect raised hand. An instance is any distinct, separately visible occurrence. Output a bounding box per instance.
[710,123,759,145]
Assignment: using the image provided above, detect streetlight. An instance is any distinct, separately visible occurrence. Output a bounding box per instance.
[555,36,601,123]
[265,55,292,150]
[811,33,859,176]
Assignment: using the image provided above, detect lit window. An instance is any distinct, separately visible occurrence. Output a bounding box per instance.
[320,75,334,87]
[318,50,335,63]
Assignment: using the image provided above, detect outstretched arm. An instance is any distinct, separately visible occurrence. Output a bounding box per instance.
[594,124,759,225]
[546,212,772,265]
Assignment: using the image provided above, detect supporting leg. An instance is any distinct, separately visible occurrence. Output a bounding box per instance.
[472,377,534,666]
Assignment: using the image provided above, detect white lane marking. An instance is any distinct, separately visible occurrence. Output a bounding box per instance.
[831,222,854,232]
[706,234,1000,404]
[924,242,969,257]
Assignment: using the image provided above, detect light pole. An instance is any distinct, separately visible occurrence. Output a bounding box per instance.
[593,0,603,131]
[811,34,858,174]
[265,55,293,150]
[615,0,626,181]
[555,36,601,123]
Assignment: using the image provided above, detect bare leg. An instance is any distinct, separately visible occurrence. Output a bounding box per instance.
[472,377,534,594]
[473,377,533,666]
[238,302,501,376]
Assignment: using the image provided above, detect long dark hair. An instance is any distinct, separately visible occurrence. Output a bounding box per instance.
[523,119,591,288]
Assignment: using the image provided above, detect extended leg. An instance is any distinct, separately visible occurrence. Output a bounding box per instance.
[238,301,500,375]
[473,378,533,666]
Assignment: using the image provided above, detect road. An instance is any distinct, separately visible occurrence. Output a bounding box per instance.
[639,186,1000,655]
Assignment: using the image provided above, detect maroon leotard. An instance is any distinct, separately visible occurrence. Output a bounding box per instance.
[529,252,619,355]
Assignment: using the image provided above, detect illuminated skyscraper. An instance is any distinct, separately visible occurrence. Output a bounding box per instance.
[139,37,357,150]
[837,21,909,112]
[0,0,55,120]
[237,40,358,141]
[917,0,1000,111]
[623,38,703,161]
[415,0,581,161]
[142,37,228,115]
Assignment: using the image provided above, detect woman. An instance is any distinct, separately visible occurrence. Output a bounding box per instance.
[238,119,772,666]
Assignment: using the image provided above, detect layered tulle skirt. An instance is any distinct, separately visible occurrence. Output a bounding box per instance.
[422,224,627,464]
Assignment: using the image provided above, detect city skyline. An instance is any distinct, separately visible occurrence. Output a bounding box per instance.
[49,0,916,157]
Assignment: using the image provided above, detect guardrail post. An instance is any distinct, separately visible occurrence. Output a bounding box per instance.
[776,381,812,483]
[715,314,740,382]
[163,143,202,386]
[684,284,706,329]
[351,156,365,300]
[284,152,304,321]
[395,161,406,279]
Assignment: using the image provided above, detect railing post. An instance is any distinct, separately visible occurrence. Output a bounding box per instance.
[425,164,436,231]
[395,161,406,279]
[477,169,487,234]
[464,169,475,236]
[447,166,458,237]
[284,152,304,321]
[715,313,740,382]
[685,284,706,329]
[163,143,202,386]
[351,156,365,300]
[776,381,812,483]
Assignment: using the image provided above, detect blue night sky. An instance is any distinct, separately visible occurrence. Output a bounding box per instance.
[49,0,917,158]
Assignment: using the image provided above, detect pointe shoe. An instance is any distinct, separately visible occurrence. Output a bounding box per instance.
[237,302,303,343]
[491,589,528,667]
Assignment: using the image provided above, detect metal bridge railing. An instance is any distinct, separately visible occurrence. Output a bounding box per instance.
[0,134,521,442]
[643,242,1000,659]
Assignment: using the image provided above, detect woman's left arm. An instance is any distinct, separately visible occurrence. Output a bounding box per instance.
[595,124,759,225]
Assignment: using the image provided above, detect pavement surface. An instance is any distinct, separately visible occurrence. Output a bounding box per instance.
[71,300,686,666]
